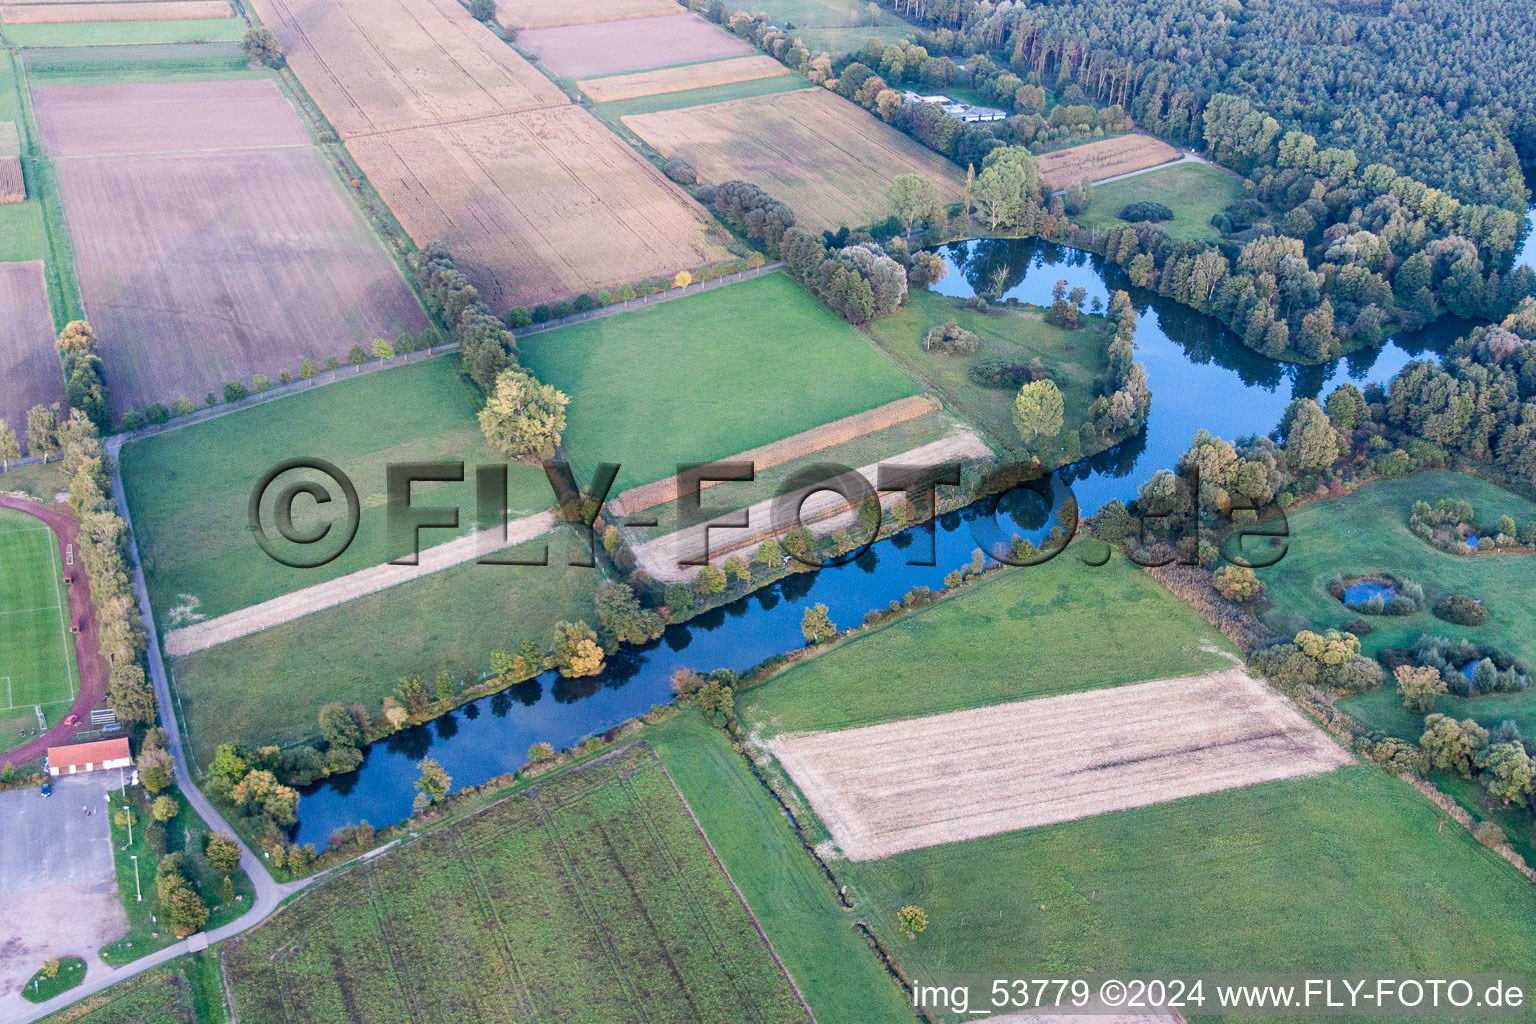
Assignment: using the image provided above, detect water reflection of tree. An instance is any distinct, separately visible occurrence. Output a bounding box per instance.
[434,712,458,741]
[1061,424,1149,481]
[384,724,434,762]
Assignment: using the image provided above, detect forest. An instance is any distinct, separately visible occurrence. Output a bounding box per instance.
[880,0,1535,214]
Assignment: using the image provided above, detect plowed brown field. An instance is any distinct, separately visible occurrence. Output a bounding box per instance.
[249,0,727,310]
[519,12,753,77]
[624,88,967,232]
[1037,133,1180,191]
[33,80,308,156]
[0,1,230,22]
[37,80,426,420]
[578,54,789,103]
[495,0,678,30]
[0,156,20,203]
[769,669,1351,861]
[0,262,61,438]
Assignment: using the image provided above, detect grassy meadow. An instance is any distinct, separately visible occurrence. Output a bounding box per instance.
[120,355,551,624]
[865,287,1110,457]
[1257,472,1536,736]
[223,745,811,1024]
[1072,162,1243,244]
[593,72,814,119]
[737,0,914,51]
[0,508,78,750]
[843,767,1536,1022]
[520,272,920,494]
[169,533,598,765]
[741,551,1237,738]
[649,713,915,1023]
[37,953,229,1024]
[1,47,80,321]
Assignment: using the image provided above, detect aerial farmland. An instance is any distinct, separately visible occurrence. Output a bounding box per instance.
[3,0,1536,1021]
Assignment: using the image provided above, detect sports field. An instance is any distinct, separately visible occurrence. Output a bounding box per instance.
[224,745,812,1024]
[1073,161,1244,244]
[1258,472,1536,737]
[844,767,1536,1000]
[865,287,1113,456]
[0,507,78,747]
[518,272,922,494]
[120,355,553,626]
[624,87,968,233]
[742,552,1238,737]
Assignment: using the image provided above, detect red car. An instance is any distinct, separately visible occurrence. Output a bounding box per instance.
[62,714,79,727]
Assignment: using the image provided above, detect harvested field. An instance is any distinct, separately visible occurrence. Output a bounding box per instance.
[250,0,727,309]
[37,80,426,419]
[33,79,308,156]
[613,394,940,513]
[0,261,60,434]
[1036,133,1180,191]
[249,0,564,138]
[0,156,19,203]
[348,106,724,309]
[768,668,1350,861]
[519,12,754,78]
[631,430,990,582]
[625,88,968,232]
[495,0,678,30]
[0,1,230,22]
[579,54,789,104]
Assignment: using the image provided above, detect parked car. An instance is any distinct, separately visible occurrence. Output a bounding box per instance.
[63,714,79,726]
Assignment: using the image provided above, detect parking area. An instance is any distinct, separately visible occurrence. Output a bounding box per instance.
[0,773,126,1003]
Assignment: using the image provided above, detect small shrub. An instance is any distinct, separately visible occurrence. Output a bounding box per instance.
[662,158,697,185]
[968,359,1051,389]
[1433,593,1487,626]
[922,320,979,354]
[1119,201,1173,223]
[1473,821,1506,847]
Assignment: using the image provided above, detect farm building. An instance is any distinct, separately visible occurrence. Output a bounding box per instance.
[46,737,131,776]
[960,107,1007,122]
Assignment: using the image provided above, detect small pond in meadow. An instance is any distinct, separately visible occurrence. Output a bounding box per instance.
[1343,578,1400,607]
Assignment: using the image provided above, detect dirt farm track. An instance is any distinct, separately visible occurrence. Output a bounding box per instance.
[769,669,1352,860]
[251,0,727,309]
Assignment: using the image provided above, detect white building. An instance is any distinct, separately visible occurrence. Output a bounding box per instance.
[46,737,132,776]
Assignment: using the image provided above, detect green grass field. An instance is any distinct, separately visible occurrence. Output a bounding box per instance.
[0,460,68,502]
[38,953,228,1024]
[742,552,1237,738]
[865,287,1109,457]
[594,73,814,119]
[0,19,245,48]
[1072,162,1243,245]
[101,785,256,964]
[519,272,920,495]
[843,767,1536,1022]
[169,532,599,765]
[1256,472,1536,737]
[649,713,915,1023]
[0,508,78,753]
[224,745,811,1024]
[121,356,551,625]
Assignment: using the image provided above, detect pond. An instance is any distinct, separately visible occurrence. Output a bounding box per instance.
[1343,578,1399,607]
[292,238,1455,847]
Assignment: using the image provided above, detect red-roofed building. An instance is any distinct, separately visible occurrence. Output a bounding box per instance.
[46,737,131,776]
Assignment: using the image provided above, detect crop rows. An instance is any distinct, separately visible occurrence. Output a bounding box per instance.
[226,746,807,1023]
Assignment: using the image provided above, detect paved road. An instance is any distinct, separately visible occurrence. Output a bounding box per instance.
[2,461,313,1024]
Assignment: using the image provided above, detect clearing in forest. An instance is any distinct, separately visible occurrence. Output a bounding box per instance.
[1036,133,1180,191]
[769,668,1349,860]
